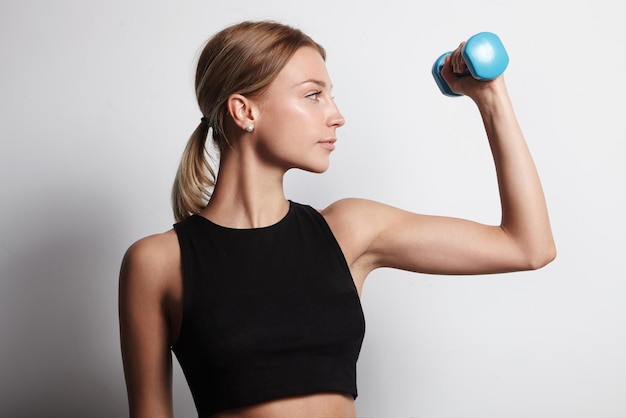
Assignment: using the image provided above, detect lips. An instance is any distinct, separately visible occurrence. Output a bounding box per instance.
[318,139,336,151]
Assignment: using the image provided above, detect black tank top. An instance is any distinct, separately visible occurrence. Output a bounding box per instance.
[172,201,365,417]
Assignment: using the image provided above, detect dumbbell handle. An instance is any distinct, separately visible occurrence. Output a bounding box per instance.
[432,32,509,97]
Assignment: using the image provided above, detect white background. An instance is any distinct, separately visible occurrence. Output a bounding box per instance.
[1,1,624,417]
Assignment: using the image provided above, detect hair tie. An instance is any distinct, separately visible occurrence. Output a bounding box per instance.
[200,116,207,125]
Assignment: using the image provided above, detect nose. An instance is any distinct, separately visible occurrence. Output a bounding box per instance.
[328,100,345,128]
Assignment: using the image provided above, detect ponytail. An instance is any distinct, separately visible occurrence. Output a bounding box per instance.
[171,120,216,222]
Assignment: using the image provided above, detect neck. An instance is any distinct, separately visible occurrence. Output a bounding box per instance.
[199,146,290,229]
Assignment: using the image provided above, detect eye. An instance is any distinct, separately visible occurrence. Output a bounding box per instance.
[306,91,322,101]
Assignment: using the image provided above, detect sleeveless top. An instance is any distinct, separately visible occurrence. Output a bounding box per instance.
[172,201,366,417]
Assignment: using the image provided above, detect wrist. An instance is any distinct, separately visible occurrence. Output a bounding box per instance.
[471,77,511,112]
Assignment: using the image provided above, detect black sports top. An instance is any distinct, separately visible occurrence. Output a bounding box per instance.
[172,201,365,417]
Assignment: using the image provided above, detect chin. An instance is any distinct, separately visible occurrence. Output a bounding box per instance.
[293,157,331,174]
[298,163,330,174]
[310,161,331,174]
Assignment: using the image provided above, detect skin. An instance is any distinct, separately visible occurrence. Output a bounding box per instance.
[119,44,556,418]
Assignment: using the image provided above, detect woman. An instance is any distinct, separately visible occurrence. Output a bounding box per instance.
[119,20,555,418]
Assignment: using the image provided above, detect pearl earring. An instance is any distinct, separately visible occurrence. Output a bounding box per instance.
[245,125,254,133]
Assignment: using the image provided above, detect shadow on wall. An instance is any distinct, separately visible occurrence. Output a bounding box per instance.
[0,185,128,417]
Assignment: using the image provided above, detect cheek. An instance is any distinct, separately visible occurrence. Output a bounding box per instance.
[262,103,310,135]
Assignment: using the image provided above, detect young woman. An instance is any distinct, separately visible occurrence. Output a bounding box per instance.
[119,20,555,418]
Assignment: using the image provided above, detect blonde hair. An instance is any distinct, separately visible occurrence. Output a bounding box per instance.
[172,21,326,222]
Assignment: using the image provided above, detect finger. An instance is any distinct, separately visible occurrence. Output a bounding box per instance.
[453,42,467,74]
[441,55,460,93]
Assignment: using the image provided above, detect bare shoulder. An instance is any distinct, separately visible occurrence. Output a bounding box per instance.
[321,197,410,232]
[321,197,401,214]
[320,198,401,270]
[119,229,181,295]
[320,198,372,235]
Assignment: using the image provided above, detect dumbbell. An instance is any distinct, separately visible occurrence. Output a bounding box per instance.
[432,32,509,97]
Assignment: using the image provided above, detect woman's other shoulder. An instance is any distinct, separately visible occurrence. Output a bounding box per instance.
[119,229,180,295]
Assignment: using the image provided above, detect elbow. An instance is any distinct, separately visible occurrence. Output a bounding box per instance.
[524,242,557,271]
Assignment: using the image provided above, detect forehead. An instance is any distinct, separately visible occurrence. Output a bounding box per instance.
[272,46,331,88]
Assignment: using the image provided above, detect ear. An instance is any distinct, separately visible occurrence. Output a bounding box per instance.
[226,94,257,132]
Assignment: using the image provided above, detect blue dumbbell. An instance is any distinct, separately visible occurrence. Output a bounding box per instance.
[432,32,509,97]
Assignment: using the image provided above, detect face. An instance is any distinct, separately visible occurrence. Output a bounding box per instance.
[251,46,345,173]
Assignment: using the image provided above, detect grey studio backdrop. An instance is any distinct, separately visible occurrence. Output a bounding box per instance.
[1,1,624,417]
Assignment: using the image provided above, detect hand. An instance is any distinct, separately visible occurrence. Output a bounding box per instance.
[440,42,506,102]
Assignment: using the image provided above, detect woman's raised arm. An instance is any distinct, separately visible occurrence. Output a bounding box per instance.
[324,50,555,287]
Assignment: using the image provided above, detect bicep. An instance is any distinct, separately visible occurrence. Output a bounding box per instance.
[326,198,531,277]
[372,210,525,275]
[119,241,174,418]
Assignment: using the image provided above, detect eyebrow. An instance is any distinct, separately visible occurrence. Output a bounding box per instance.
[296,79,331,89]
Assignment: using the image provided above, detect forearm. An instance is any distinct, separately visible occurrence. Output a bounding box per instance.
[475,80,556,267]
